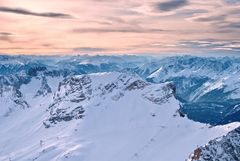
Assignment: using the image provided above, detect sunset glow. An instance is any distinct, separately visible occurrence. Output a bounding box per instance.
[0,0,240,55]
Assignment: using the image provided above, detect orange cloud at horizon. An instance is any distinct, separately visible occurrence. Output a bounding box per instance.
[0,0,240,55]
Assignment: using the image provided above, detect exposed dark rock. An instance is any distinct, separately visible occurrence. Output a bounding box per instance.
[188,126,240,161]
[43,106,85,128]
[104,83,117,93]
[125,80,148,91]
[35,76,52,97]
[12,87,29,109]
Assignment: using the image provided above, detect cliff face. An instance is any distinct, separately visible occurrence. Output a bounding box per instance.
[188,127,240,161]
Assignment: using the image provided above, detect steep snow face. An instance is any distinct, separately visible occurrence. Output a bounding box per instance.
[0,91,26,116]
[187,127,240,161]
[0,84,29,116]
[0,75,62,117]
[0,72,239,161]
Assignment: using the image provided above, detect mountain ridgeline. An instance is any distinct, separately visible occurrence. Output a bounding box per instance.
[1,55,240,125]
[0,55,240,161]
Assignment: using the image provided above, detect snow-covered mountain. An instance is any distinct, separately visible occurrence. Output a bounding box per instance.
[141,56,240,125]
[0,72,238,161]
[0,55,240,161]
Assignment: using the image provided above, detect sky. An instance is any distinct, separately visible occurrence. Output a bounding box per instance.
[0,0,240,55]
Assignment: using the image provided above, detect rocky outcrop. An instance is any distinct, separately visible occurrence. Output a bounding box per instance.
[43,106,85,128]
[43,73,177,128]
[35,76,52,97]
[187,126,240,161]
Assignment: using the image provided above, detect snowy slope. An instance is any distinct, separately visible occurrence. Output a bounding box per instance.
[0,72,239,161]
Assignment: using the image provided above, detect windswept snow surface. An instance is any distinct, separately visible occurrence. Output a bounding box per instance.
[0,72,239,161]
